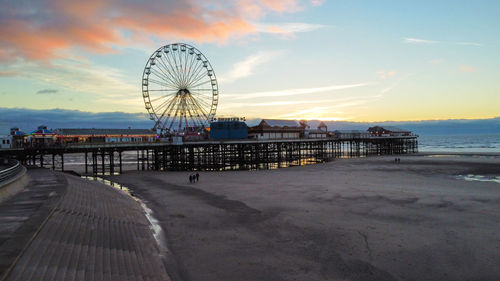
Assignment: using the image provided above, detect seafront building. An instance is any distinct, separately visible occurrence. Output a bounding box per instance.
[9,128,25,148]
[0,135,11,149]
[54,128,157,144]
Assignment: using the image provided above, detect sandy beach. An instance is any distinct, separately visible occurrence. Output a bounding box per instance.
[109,154,500,281]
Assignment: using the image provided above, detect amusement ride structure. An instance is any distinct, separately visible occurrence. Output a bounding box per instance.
[142,43,218,135]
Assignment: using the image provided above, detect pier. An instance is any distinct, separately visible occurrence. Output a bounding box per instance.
[0,136,418,175]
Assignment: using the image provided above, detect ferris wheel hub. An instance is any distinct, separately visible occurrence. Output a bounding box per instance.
[177,89,190,96]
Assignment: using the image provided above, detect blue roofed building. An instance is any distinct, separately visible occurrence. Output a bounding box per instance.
[27,125,56,147]
[210,121,248,140]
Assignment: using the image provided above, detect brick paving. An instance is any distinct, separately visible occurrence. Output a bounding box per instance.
[0,170,170,281]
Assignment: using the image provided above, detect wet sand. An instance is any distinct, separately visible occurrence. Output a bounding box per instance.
[109,154,500,281]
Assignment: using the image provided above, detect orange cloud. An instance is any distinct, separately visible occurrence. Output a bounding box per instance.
[0,0,305,63]
[376,70,396,79]
[258,0,301,12]
[0,70,19,77]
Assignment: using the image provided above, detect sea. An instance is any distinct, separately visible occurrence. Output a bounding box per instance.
[418,134,500,153]
[418,134,500,184]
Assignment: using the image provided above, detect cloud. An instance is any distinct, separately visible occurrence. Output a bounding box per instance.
[0,0,320,63]
[257,0,301,12]
[404,38,437,44]
[455,42,483,47]
[0,107,152,130]
[4,107,498,133]
[403,37,482,46]
[8,58,137,99]
[36,89,59,94]
[256,22,326,35]
[459,65,476,72]
[310,0,325,6]
[376,70,396,80]
[0,70,18,77]
[378,73,414,96]
[228,99,338,107]
[226,83,369,99]
[428,58,444,65]
[278,106,332,117]
[275,106,353,121]
[225,95,378,108]
[220,51,283,82]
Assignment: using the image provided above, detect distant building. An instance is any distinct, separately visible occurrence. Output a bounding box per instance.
[332,130,371,139]
[249,119,305,140]
[368,126,412,137]
[307,121,329,139]
[10,127,25,148]
[27,125,56,147]
[0,135,11,149]
[210,121,248,140]
[54,128,157,144]
[318,122,327,132]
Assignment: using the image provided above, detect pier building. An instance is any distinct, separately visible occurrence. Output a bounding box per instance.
[332,130,371,139]
[306,122,328,139]
[368,126,412,137]
[249,119,305,140]
[27,125,56,147]
[54,128,156,144]
[210,121,248,140]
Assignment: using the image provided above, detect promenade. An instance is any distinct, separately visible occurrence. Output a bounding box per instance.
[0,168,169,281]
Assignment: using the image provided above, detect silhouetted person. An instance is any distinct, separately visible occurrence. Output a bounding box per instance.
[189,174,193,183]
[196,172,199,182]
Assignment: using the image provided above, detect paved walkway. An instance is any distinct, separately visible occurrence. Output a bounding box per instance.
[0,169,170,281]
[0,169,66,275]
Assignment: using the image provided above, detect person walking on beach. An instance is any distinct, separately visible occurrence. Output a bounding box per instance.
[196,172,199,182]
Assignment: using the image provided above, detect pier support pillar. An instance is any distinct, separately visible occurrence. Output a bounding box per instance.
[101,150,105,175]
[119,151,122,174]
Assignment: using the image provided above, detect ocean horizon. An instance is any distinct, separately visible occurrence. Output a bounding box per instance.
[418,134,500,153]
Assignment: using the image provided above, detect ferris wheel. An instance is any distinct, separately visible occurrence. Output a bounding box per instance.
[142,43,218,134]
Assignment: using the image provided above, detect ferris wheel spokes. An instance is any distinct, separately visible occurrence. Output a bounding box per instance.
[142,43,219,134]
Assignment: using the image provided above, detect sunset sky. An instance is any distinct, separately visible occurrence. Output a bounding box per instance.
[0,0,499,122]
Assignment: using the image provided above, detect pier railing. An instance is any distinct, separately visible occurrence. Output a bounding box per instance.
[0,159,23,182]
